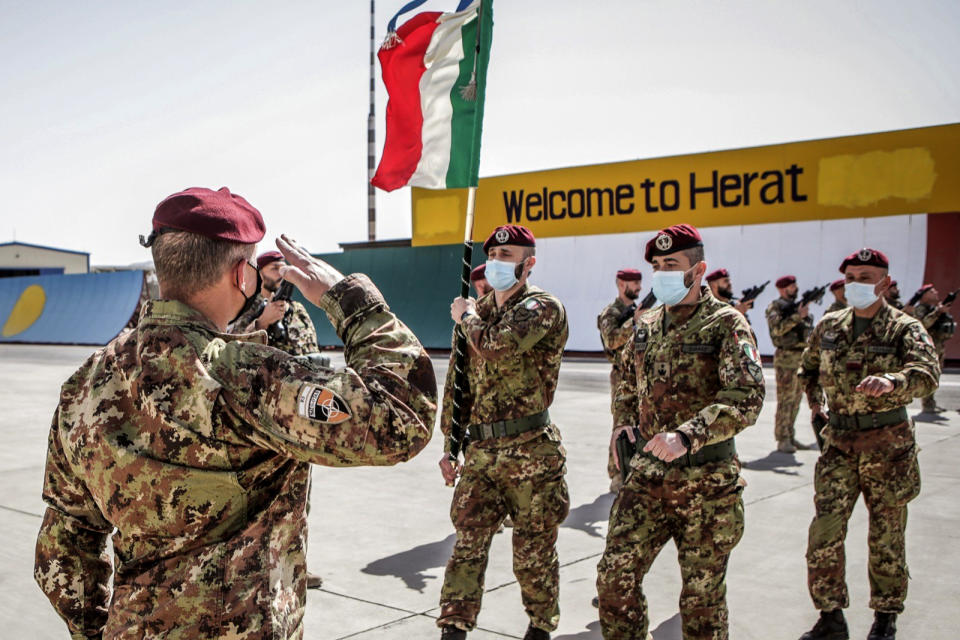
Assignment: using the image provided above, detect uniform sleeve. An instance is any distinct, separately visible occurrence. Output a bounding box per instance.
[919,306,942,330]
[612,336,639,428]
[34,408,113,640]
[599,306,634,353]
[799,321,826,408]
[460,294,564,361]
[676,315,766,452]
[887,321,940,399]
[212,274,437,467]
[766,303,804,338]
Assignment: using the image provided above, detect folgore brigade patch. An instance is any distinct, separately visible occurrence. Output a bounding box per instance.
[742,341,764,383]
[297,384,351,423]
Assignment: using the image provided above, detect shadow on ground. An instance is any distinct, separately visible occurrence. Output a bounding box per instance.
[554,613,682,640]
[741,451,806,475]
[562,492,615,538]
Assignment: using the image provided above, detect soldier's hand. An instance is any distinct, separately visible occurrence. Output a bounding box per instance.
[450,297,476,324]
[610,425,637,470]
[798,303,810,318]
[643,432,688,462]
[276,235,345,304]
[811,404,828,422]
[856,375,894,397]
[255,301,287,329]
[439,454,462,487]
[734,300,753,315]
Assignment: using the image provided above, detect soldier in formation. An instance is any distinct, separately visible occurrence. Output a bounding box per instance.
[797,248,939,640]
[597,268,643,492]
[34,187,437,639]
[884,280,904,310]
[470,263,492,297]
[826,279,848,314]
[766,275,815,452]
[596,224,765,640]
[911,284,956,413]
[438,225,570,640]
[706,268,754,316]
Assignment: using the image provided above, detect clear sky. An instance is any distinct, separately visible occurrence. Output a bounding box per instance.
[0,0,957,265]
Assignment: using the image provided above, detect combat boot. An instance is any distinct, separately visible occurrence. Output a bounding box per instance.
[778,439,797,453]
[523,625,550,640]
[440,625,467,640]
[799,609,848,640]
[867,612,897,640]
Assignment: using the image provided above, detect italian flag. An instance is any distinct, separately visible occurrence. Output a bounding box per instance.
[371,0,493,192]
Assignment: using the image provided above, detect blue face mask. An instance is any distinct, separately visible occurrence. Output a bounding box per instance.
[485,259,521,291]
[651,269,691,306]
[844,282,879,309]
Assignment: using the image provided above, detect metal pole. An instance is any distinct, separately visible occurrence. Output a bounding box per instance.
[367,0,377,241]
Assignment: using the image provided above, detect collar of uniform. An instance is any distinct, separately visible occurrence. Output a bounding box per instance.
[138,299,267,345]
[840,299,892,341]
[481,283,530,314]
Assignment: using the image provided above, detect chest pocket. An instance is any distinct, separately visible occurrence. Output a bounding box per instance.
[865,343,899,375]
[680,344,716,354]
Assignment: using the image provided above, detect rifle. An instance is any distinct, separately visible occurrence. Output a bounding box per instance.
[942,289,959,307]
[785,283,828,315]
[638,290,657,311]
[266,280,295,343]
[739,280,770,304]
[615,303,637,326]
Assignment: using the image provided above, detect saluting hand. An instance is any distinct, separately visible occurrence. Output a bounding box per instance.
[643,432,688,463]
[856,375,895,397]
[275,235,345,305]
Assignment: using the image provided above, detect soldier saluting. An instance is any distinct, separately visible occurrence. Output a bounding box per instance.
[797,248,939,640]
[598,268,643,492]
[596,224,765,640]
[34,187,436,639]
[438,225,570,640]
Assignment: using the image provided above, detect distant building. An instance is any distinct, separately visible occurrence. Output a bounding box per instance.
[0,241,90,277]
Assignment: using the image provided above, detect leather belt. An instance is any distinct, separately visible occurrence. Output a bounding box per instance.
[468,410,551,442]
[637,437,736,467]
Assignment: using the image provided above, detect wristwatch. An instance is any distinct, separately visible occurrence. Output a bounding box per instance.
[881,373,899,389]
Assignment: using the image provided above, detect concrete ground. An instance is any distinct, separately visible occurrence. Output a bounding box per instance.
[1,344,958,639]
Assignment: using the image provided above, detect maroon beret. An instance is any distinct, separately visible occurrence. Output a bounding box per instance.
[482,224,536,254]
[889,280,898,288]
[705,268,729,283]
[916,284,934,296]
[830,278,846,292]
[839,247,889,272]
[142,187,265,247]
[616,269,642,282]
[470,264,486,282]
[776,275,797,288]
[644,224,702,263]
[257,250,283,269]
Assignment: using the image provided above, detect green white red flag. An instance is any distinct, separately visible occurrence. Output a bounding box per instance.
[371,0,493,192]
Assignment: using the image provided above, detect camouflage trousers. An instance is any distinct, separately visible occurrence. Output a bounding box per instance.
[597,458,745,640]
[806,427,921,613]
[773,352,803,442]
[438,433,570,631]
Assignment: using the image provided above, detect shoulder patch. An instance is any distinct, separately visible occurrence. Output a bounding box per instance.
[741,341,764,383]
[525,298,541,310]
[297,384,351,424]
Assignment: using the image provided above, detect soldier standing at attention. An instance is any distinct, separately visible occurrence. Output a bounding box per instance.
[797,248,939,640]
[911,284,956,413]
[766,275,815,452]
[598,268,643,492]
[470,264,493,298]
[596,224,765,640]
[884,280,904,310]
[706,268,754,316]
[438,224,569,640]
[826,279,848,314]
[230,250,321,356]
[34,187,436,640]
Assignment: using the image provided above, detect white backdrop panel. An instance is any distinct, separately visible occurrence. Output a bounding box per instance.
[528,214,927,355]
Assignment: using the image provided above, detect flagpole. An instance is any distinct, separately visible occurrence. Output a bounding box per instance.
[447,0,488,481]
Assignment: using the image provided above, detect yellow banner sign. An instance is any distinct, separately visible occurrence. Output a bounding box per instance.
[411,123,960,246]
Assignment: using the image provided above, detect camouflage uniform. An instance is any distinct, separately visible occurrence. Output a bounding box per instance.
[35,274,436,639]
[231,296,320,356]
[799,303,939,614]
[825,300,848,315]
[598,297,636,480]
[766,297,814,444]
[597,289,765,640]
[438,284,570,632]
[912,302,955,411]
